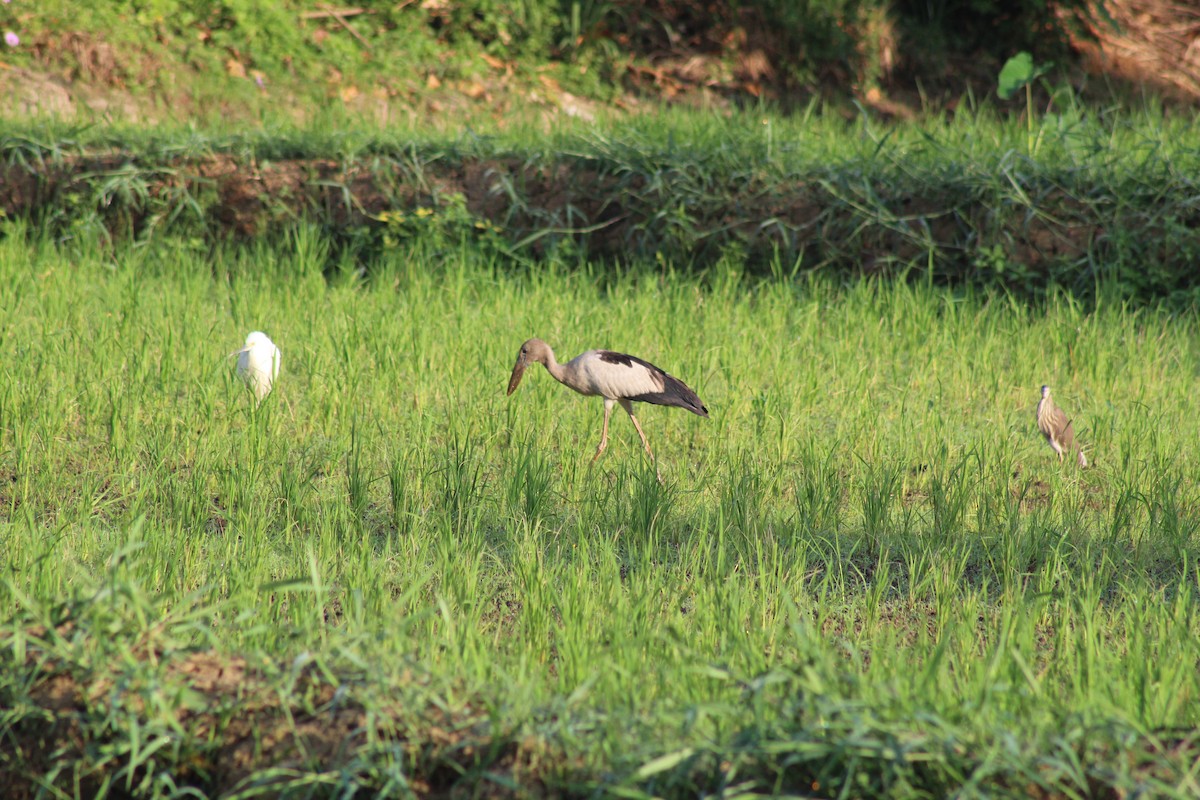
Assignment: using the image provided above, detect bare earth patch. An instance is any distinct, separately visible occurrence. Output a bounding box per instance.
[2,637,554,799]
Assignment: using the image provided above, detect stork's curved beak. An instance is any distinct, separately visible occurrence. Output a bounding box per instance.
[507,356,526,395]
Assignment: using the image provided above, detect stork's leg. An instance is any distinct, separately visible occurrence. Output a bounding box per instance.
[618,399,655,461]
[592,398,614,463]
[619,399,663,483]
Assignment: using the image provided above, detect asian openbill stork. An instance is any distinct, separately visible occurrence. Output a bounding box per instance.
[506,338,708,468]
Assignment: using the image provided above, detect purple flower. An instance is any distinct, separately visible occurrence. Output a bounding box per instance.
[3,32,18,48]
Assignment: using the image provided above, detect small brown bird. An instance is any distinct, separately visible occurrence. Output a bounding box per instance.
[1036,385,1087,467]
[506,338,708,467]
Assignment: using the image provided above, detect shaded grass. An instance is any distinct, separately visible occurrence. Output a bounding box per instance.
[3,103,1200,302]
[2,227,1200,797]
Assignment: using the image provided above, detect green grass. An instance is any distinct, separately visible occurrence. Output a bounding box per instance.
[4,94,1195,174]
[0,0,604,124]
[3,224,1200,797]
[4,101,1200,304]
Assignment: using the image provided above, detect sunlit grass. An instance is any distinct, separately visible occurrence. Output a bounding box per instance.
[4,96,1197,170]
[3,224,1200,796]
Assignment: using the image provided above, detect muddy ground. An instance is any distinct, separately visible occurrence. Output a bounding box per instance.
[3,637,554,799]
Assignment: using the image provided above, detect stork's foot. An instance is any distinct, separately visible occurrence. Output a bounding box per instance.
[591,438,608,464]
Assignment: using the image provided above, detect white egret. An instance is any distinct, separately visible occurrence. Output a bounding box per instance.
[232,331,281,404]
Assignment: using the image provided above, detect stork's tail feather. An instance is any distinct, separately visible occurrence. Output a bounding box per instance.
[629,374,708,417]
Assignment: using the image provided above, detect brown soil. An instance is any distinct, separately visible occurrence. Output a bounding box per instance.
[1072,0,1200,102]
[2,643,553,799]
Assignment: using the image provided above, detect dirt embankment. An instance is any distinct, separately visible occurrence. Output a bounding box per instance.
[8,144,1198,304]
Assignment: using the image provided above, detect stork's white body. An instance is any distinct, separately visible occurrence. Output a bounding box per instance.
[557,350,669,400]
[234,331,281,404]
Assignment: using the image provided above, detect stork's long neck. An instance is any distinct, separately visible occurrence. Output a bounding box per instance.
[541,348,569,385]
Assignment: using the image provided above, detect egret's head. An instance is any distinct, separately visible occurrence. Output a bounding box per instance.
[1040,385,1051,399]
[231,331,274,358]
[244,331,272,350]
[507,338,549,395]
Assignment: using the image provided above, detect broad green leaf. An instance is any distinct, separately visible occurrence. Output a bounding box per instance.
[997,52,1034,100]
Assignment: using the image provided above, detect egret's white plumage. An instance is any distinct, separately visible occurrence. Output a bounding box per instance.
[232,331,281,404]
[506,338,707,469]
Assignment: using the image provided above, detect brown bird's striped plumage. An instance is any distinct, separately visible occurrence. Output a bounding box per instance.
[1036,385,1087,467]
[506,338,707,469]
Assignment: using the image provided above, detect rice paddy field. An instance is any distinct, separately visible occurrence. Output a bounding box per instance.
[3,146,1200,796]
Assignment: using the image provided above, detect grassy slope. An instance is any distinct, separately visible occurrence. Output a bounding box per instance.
[0,0,681,127]
[3,227,1200,796]
[0,0,1141,126]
